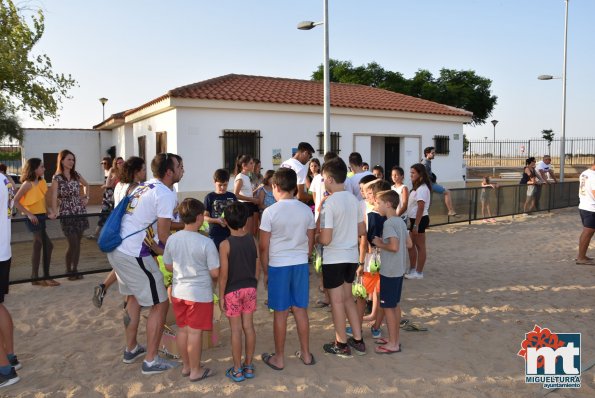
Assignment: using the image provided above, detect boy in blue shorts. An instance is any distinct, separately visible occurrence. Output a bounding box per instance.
[259,168,316,370]
[204,169,237,250]
[372,190,412,354]
[317,158,366,357]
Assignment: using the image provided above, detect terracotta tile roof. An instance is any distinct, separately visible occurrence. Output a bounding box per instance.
[165,74,472,117]
[112,74,472,126]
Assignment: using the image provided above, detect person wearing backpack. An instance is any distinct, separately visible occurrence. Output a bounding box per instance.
[106,153,184,375]
[92,156,146,309]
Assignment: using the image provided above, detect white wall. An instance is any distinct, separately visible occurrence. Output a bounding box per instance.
[22,129,113,183]
[131,110,177,162]
[171,106,466,196]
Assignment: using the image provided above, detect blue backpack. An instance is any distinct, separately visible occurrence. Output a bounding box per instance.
[97,194,154,253]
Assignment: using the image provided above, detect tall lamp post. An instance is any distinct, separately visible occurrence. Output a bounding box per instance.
[491,119,498,177]
[298,0,330,154]
[99,97,108,121]
[537,0,569,182]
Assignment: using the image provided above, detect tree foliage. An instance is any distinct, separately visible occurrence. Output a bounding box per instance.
[0,0,76,141]
[312,60,497,125]
[541,129,554,143]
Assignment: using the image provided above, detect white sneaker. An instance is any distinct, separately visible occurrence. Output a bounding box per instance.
[405,271,423,279]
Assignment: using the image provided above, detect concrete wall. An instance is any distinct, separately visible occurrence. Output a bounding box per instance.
[22,129,113,183]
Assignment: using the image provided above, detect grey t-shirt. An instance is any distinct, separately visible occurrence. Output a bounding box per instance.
[421,158,432,176]
[379,216,409,277]
[163,230,220,302]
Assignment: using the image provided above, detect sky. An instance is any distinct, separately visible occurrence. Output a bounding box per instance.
[18,0,595,141]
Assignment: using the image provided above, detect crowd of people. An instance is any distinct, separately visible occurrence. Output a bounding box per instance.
[1,143,593,388]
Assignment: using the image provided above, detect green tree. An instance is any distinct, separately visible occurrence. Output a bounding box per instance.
[541,129,554,152]
[463,134,470,153]
[312,60,497,125]
[0,0,76,141]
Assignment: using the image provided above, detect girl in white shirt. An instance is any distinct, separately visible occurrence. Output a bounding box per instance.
[390,166,409,220]
[405,163,432,280]
[234,155,260,235]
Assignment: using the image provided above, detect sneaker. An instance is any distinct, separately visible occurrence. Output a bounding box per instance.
[323,341,352,358]
[141,356,180,375]
[0,368,20,388]
[347,337,367,356]
[371,326,382,339]
[8,355,21,371]
[92,284,106,309]
[345,326,353,337]
[123,344,146,364]
[405,271,423,280]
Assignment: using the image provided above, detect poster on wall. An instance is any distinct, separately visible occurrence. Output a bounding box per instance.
[272,149,281,166]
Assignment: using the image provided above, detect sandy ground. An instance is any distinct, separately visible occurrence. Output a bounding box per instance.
[2,207,594,397]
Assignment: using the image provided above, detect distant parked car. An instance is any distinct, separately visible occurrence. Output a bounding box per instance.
[7,173,21,184]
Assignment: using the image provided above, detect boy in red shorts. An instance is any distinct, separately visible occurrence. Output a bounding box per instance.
[163,198,219,382]
[218,202,260,382]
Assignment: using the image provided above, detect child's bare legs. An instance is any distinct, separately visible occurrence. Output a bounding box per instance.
[408,245,417,272]
[363,292,378,322]
[292,307,313,363]
[356,297,366,323]
[103,270,118,291]
[382,305,401,351]
[373,305,384,331]
[0,304,15,357]
[411,233,427,273]
[328,283,362,343]
[186,327,205,379]
[227,316,244,371]
[241,312,256,367]
[266,309,289,369]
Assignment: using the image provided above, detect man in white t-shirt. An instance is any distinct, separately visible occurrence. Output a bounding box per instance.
[107,153,184,375]
[344,152,373,200]
[0,172,20,387]
[310,152,340,222]
[536,155,557,184]
[280,142,315,203]
[577,161,595,265]
[317,158,366,357]
[259,168,316,369]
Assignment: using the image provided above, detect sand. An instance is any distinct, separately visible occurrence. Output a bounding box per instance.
[2,207,594,397]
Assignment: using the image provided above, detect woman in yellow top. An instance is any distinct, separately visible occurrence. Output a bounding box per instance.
[14,158,60,286]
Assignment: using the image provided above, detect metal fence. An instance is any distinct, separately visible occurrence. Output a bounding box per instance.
[0,142,22,175]
[465,137,595,167]
[8,181,580,285]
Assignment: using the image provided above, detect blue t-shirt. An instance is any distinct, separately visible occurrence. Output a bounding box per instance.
[204,191,236,241]
[367,211,386,246]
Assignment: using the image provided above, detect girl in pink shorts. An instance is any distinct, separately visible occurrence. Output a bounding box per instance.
[218,203,260,382]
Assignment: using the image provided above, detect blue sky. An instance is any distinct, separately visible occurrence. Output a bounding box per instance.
[21,0,594,141]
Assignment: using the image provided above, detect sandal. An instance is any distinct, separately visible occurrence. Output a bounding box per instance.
[295,350,315,365]
[242,362,255,379]
[403,322,428,332]
[226,366,245,382]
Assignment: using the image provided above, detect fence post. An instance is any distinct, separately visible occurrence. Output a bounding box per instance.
[469,188,476,225]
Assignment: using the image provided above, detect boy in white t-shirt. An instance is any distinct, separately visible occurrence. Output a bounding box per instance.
[163,198,219,382]
[577,162,595,265]
[259,168,316,370]
[317,158,366,357]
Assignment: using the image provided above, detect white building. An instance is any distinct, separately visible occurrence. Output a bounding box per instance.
[88,74,472,198]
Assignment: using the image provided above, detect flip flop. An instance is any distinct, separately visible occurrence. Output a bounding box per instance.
[295,350,316,365]
[375,344,402,354]
[190,367,216,382]
[403,323,428,332]
[261,353,284,371]
[374,338,389,345]
[399,319,410,329]
[314,300,330,308]
[576,259,595,265]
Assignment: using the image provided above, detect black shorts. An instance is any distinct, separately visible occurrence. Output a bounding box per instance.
[0,258,11,304]
[409,215,430,233]
[580,209,595,229]
[322,262,357,290]
[379,275,404,308]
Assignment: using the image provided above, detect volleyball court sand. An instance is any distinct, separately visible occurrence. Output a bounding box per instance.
[3,207,594,397]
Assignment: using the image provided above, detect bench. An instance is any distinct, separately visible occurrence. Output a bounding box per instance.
[499,172,522,180]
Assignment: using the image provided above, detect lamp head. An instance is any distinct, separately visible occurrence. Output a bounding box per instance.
[297,21,316,30]
[538,75,554,80]
[491,119,499,127]
[99,97,108,105]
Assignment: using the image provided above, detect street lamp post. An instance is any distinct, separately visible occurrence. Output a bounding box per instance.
[99,97,108,121]
[537,0,569,182]
[298,0,330,154]
[491,119,498,177]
